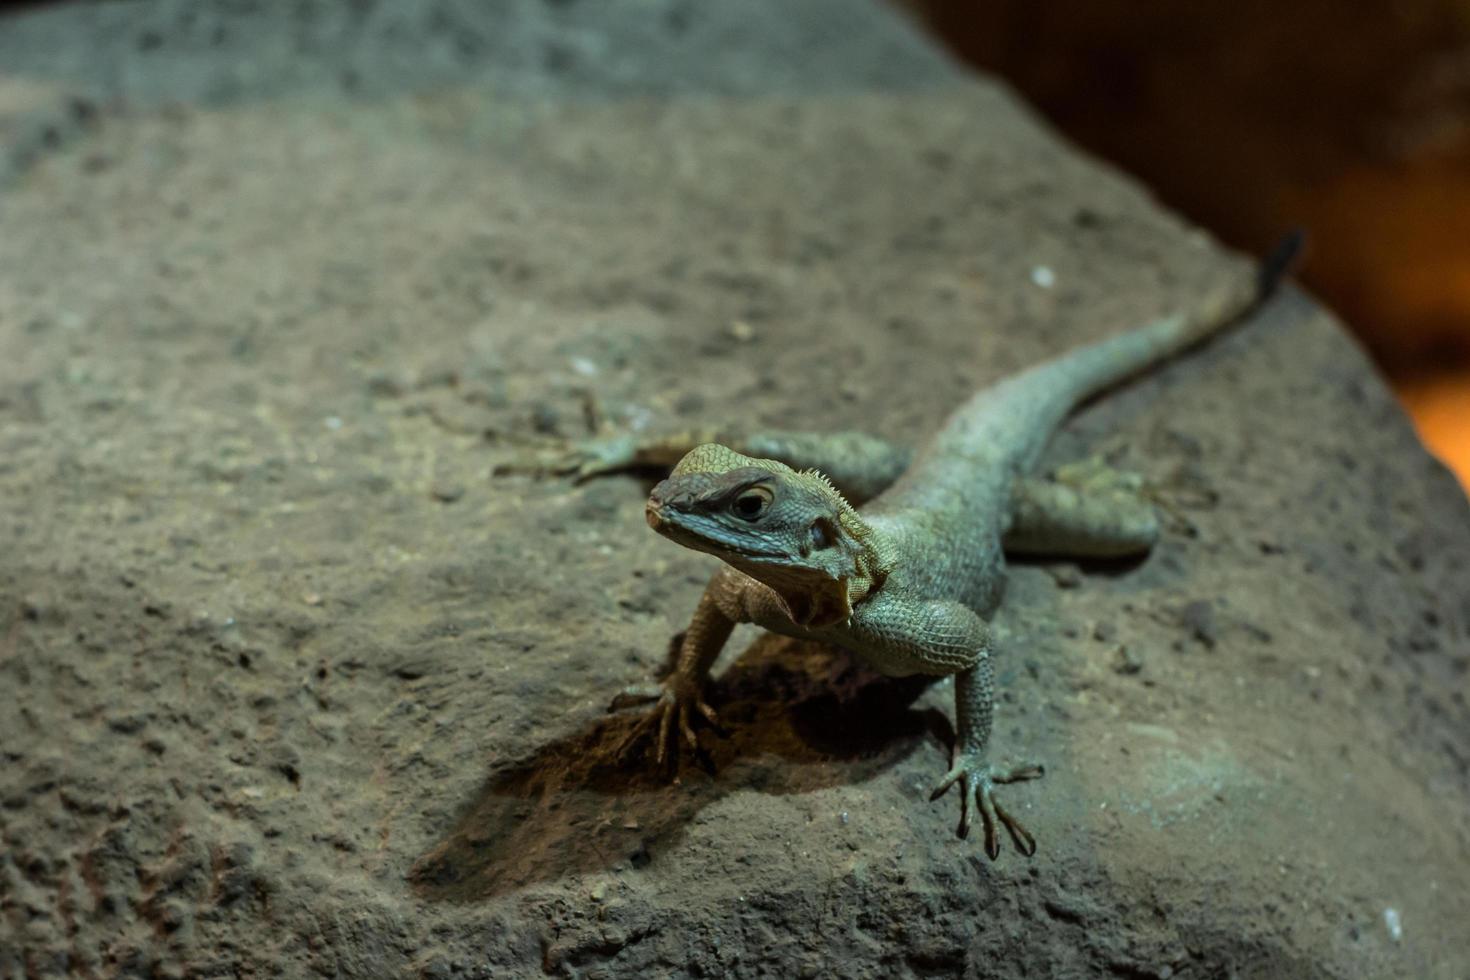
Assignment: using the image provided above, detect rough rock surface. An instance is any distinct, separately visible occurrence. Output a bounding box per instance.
[2,2,1468,978]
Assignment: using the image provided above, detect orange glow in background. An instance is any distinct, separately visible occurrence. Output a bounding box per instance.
[1398,375,1470,490]
[898,0,1470,501]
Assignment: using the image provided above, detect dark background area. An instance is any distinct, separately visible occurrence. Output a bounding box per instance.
[900,0,1470,485]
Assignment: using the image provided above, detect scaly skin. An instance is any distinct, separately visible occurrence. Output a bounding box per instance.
[517,239,1298,857]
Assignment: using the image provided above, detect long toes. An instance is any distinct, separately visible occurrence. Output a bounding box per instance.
[953,775,974,839]
[655,701,675,765]
[614,711,657,760]
[993,798,1037,857]
[979,809,999,859]
[571,461,607,484]
[614,732,639,761]
[493,445,580,478]
[977,784,1002,859]
[929,767,964,802]
[994,762,1045,784]
[608,684,663,712]
[696,700,720,727]
[678,706,699,750]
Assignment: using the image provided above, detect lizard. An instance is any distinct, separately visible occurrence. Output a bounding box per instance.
[506,234,1300,858]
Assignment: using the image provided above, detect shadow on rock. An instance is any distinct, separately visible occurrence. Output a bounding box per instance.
[410,636,947,902]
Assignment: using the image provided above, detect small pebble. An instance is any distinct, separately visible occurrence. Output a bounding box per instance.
[364,372,407,398]
[1110,645,1143,675]
[431,481,465,503]
[1383,906,1402,943]
[1178,600,1219,649]
[530,403,561,435]
[1030,265,1056,289]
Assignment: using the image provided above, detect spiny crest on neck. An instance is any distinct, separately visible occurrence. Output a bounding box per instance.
[803,466,895,582]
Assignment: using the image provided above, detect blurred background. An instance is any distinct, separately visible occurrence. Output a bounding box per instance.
[2,0,1465,486]
[899,0,1470,487]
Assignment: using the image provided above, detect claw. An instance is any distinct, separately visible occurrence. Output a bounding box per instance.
[696,700,720,727]
[930,753,1044,857]
[993,762,1045,784]
[612,676,720,772]
[567,434,641,483]
[614,708,661,762]
[929,766,964,802]
[976,777,1001,858]
[655,698,675,764]
[993,797,1037,856]
[678,705,699,750]
[608,683,663,712]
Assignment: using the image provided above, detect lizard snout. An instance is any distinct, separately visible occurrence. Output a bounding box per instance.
[647,474,724,530]
[646,479,677,529]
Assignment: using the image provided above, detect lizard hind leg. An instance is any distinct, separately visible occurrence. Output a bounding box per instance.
[1003,458,1161,559]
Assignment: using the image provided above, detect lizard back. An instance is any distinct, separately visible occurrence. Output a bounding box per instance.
[860,260,1284,611]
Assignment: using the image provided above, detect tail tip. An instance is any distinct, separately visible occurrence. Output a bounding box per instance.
[1258,228,1306,295]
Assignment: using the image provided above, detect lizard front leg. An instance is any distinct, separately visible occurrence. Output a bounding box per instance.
[851,593,1044,855]
[612,565,745,766]
[931,658,1045,857]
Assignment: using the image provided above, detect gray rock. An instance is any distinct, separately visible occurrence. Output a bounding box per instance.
[1,1,1466,978]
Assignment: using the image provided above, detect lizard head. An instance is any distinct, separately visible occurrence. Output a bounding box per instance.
[644,443,891,628]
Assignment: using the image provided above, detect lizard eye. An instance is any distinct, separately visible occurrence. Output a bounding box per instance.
[731,487,772,521]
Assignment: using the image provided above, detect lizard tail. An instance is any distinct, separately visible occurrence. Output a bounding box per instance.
[1257,228,1307,297]
[960,231,1306,475]
[1027,229,1306,411]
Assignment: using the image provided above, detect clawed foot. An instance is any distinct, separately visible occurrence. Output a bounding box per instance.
[1053,455,1144,496]
[929,752,1044,858]
[608,680,721,768]
[493,433,642,484]
[1056,454,1206,535]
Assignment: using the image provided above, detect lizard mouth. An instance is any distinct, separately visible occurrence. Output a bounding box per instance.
[645,503,790,561]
